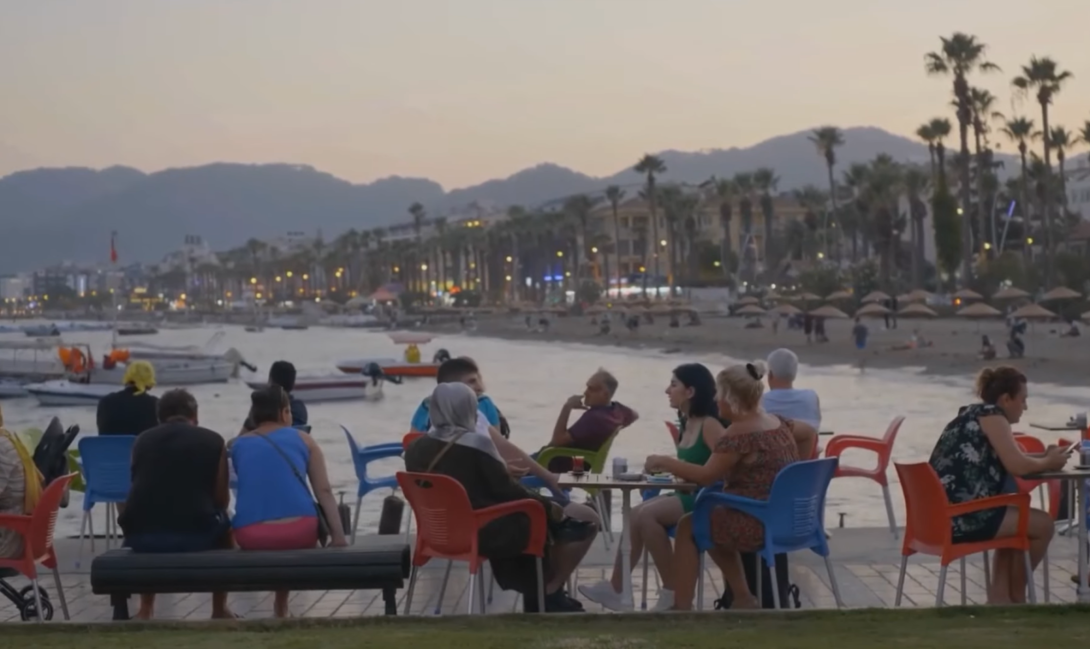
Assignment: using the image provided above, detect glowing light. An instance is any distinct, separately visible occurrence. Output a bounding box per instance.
[420,264,428,271]
[556,251,564,257]
[660,239,667,247]
[286,271,293,278]
[1026,237,1034,245]
[591,246,598,254]
[505,256,513,262]
[250,277,257,284]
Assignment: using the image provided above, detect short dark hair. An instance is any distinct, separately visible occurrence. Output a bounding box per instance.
[976,366,1027,404]
[250,385,289,425]
[269,360,297,392]
[158,389,198,423]
[436,357,480,384]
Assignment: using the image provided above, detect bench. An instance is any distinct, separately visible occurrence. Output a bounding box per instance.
[90,536,410,620]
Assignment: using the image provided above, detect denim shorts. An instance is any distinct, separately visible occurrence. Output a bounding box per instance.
[125,513,229,553]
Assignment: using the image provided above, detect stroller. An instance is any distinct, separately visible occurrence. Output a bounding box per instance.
[0,417,79,621]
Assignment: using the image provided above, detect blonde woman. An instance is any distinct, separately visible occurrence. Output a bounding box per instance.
[647,361,817,610]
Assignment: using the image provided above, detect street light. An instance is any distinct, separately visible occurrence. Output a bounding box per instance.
[660,239,667,247]
[556,251,563,257]
[420,264,428,271]
[250,277,257,284]
[286,271,293,278]
[591,246,598,254]
[505,256,512,262]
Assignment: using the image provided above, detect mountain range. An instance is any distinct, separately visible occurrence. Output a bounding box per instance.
[0,126,971,273]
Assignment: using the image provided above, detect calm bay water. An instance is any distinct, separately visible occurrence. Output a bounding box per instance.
[2,324,1088,536]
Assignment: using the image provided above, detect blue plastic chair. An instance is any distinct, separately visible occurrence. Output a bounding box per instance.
[342,426,403,544]
[76,435,136,566]
[638,485,720,609]
[691,458,843,610]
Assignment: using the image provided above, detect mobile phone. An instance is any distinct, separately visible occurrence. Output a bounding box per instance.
[1062,439,1082,455]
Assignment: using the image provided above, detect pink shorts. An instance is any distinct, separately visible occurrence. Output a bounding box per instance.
[235,517,318,551]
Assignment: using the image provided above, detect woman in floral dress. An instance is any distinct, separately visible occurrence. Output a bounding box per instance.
[648,361,817,610]
[929,366,1067,604]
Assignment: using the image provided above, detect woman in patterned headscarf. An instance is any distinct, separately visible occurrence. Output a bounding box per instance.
[96,360,160,436]
[0,404,44,557]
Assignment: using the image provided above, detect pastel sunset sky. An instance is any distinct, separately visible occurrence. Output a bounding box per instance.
[1,0,1086,187]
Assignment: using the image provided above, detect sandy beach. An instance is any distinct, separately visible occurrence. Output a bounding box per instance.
[422,311,1090,386]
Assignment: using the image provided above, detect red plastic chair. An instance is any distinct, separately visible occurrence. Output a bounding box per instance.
[402,431,424,451]
[893,462,1034,606]
[0,473,77,622]
[397,471,548,614]
[824,415,904,537]
[664,421,679,445]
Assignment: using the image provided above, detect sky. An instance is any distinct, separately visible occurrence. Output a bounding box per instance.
[1,0,1088,189]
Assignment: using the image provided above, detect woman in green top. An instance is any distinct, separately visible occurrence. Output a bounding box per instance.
[579,363,724,612]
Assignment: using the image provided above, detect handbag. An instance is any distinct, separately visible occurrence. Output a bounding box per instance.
[254,432,336,547]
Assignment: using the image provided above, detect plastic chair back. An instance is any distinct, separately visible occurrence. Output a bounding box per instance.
[27,474,76,562]
[397,471,478,563]
[77,435,136,509]
[879,416,905,454]
[763,458,838,552]
[588,426,623,473]
[665,421,680,445]
[894,462,951,550]
[402,431,424,451]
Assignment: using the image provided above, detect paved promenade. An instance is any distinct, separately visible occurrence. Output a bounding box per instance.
[0,525,1084,622]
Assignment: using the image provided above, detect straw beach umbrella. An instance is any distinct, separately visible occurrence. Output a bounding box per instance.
[765,290,782,301]
[992,286,1031,301]
[808,305,850,319]
[772,303,803,316]
[1009,303,1057,320]
[736,296,761,306]
[956,302,1002,318]
[736,304,767,316]
[952,288,984,301]
[898,303,938,318]
[854,303,891,317]
[861,291,891,304]
[1041,286,1081,302]
[899,289,932,303]
[825,289,852,302]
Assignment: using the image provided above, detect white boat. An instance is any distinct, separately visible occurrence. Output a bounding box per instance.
[0,379,29,399]
[86,358,236,385]
[54,335,246,386]
[24,380,115,407]
[244,374,386,403]
[0,339,67,381]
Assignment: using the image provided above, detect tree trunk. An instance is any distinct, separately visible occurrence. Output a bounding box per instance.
[825,163,840,261]
[1040,102,1055,286]
[956,90,974,286]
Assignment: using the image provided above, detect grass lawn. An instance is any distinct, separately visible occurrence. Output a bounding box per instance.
[6,607,1090,648]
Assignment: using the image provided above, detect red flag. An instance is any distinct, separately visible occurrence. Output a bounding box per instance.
[110,231,118,264]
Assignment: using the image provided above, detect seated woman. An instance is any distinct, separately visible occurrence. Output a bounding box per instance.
[662,361,817,610]
[404,382,591,613]
[579,363,725,611]
[0,404,43,560]
[118,389,234,620]
[929,366,1066,604]
[231,386,347,618]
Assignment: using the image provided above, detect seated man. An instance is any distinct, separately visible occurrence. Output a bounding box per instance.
[241,360,309,432]
[96,361,160,436]
[759,348,821,430]
[117,389,234,620]
[541,369,638,473]
[410,357,501,433]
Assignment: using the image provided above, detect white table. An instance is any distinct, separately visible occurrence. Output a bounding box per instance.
[556,472,697,609]
[1027,466,1090,603]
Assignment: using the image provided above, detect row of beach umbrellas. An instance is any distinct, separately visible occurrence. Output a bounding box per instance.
[734,301,1069,321]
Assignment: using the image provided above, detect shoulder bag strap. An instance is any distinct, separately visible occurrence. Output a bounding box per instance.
[425,430,468,473]
[253,431,314,497]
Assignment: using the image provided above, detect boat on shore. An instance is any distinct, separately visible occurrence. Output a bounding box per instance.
[24,380,115,407]
[244,373,386,403]
[335,332,449,379]
[0,339,68,381]
[0,379,29,398]
[115,325,159,336]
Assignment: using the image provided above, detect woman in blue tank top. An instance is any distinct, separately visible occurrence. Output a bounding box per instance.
[230,385,346,617]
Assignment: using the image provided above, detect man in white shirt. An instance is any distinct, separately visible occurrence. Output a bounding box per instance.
[760,348,821,430]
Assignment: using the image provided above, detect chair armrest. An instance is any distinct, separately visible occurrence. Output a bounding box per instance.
[947,493,1030,518]
[357,445,406,463]
[369,442,405,453]
[641,488,662,500]
[824,435,885,457]
[0,514,31,535]
[475,499,548,555]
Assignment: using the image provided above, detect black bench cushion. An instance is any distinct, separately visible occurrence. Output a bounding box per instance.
[91,539,410,595]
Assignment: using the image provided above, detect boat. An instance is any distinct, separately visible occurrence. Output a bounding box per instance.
[335,332,451,379]
[54,335,247,386]
[244,374,386,403]
[24,380,115,407]
[23,324,61,337]
[115,325,159,336]
[244,325,264,333]
[0,379,29,399]
[0,339,68,381]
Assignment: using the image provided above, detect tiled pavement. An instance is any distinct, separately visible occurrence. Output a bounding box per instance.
[1,526,1085,622]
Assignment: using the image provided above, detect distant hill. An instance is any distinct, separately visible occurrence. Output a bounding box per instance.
[0,126,1006,273]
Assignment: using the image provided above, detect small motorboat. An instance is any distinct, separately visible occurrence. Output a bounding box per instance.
[24,380,115,407]
[336,333,450,379]
[115,325,159,336]
[245,364,393,403]
[0,379,29,399]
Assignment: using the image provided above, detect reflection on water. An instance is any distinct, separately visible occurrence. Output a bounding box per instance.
[2,326,1086,536]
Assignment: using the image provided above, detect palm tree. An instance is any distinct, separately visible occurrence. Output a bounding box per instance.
[634,154,667,296]
[562,194,599,296]
[966,87,1004,249]
[713,177,736,281]
[925,33,1000,285]
[1001,116,1037,238]
[752,168,779,272]
[916,122,938,180]
[733,172,756,283]
[408,202,427,293]
[929,117,953,185]
[902,167,931,288]
[656,184,685,295]
[604,185,626,299]
[809,126,845,260]
[1080,120,1090,165]
[1049,126,1074,207]
[1013,56,1073,283]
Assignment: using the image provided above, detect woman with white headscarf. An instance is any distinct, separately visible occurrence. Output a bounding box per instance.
[405,382,585,612]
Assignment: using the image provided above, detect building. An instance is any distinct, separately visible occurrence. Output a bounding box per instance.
[157,235,221,273]
[0,275,29,301]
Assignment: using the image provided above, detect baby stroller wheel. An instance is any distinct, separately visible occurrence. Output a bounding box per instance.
[18,585,53,621]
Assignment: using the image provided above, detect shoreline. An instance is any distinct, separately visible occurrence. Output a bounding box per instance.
[419,313,1088,385]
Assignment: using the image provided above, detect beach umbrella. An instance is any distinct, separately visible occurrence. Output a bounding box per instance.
[854,303,891,317]
[792,291,822,302]
[1081,310,1090,322]
[765,290,782,301]
[898,303,938,318]
[952,288,984,301]
[992,286,1031,301]
[825,289,852,301]
[736,305,767,316]
[772,303,803,316]
[1041,286,1082,302]
[736,296,760,306]
[860,290,891,304]
[899,289,932,303]
[1009,303,1057,320]
[808,305,850,319]
[956,302,1002,318]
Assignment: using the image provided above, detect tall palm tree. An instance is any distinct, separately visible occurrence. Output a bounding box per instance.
[1049,126,1074,207]
[713,177,736,281]
[925,32,999,284]
[752,168,779,271]
[916,122,938,180]
[1080,120,1090,165]
[809,126,845,260]
[1001,116,1037,236]
[929,117,953,185]
[902,167,931,288]
[634,154,667,296]
[1013,56,1073,283]
[604,185,626,299]
[562,194,598,296]
[408,202,427,293]
[733,172,756,283]
[965,87,1003,251]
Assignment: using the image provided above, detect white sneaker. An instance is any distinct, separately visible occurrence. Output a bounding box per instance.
[652,589,674,611]
[578,580,629,611]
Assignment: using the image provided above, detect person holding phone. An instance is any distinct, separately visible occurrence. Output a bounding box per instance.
[929,366,1068,605]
